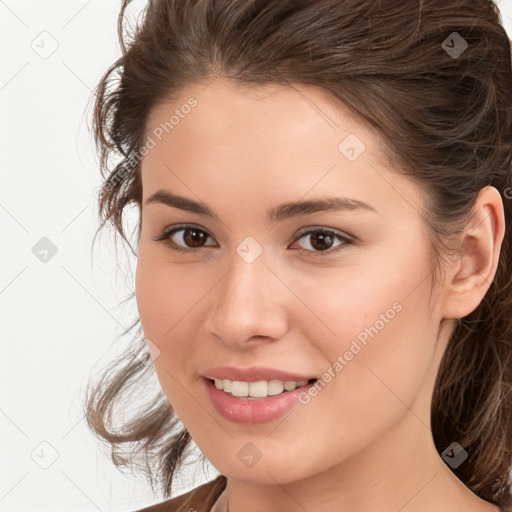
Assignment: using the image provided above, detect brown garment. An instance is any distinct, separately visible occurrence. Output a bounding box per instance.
[131,475,228,512]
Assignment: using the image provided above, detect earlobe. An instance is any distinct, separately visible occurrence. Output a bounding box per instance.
[441,186,505,320]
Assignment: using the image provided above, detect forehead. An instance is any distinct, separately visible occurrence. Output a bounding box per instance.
[145,78,377,149]
[141,78,425,222]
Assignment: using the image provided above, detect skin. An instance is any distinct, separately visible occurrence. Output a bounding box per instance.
[135,77,505,512]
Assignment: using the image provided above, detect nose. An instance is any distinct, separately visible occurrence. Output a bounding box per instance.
[203,247,289,349]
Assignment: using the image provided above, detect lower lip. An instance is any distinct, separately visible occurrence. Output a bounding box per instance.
[203,378,317,424]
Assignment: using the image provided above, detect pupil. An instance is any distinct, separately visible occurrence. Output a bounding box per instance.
[185,228,206,247]
[312,232,332,251]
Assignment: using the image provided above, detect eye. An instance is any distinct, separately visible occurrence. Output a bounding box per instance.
[291,227,354,257]
[155,225,216,253]
[154,224,355,257]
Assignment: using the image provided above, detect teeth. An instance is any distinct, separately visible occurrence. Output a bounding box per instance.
[267,379,283,396]
[213,378,309,398]
[248,380,267,397]
[231,381,249,397]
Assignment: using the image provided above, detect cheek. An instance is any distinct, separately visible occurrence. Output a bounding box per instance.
[135,247,191,372]
[134,250,200,416]
[310,242,436,395]
[134,243,215,377]
[135,242,198,339]
[135,251,166,338]
[330,267,435,414]
[295,249,430,355]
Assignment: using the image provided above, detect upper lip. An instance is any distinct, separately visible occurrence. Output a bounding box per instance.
[203,366,317,382]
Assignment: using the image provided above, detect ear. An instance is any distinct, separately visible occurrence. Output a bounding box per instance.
[440,186,506,320]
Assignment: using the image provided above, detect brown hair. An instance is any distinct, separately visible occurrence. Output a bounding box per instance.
[83,0,512,508]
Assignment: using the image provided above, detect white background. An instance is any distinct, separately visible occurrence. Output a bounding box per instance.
[2,1,512,510]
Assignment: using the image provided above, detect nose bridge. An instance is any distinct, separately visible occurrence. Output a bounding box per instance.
[206,240,287,346]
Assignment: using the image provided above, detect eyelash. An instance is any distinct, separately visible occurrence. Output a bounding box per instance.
[154,224,355,258]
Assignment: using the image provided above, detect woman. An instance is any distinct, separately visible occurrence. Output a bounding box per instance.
[84,0,512,511]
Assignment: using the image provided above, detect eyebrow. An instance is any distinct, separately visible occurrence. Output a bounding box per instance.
[144,189,378,222]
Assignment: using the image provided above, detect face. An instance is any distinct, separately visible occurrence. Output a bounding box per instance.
[135,78,446,484]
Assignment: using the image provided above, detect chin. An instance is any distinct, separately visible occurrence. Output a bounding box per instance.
[213,454,313,485]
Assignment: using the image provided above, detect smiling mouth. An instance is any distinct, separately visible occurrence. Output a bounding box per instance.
[207,377,317,399]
